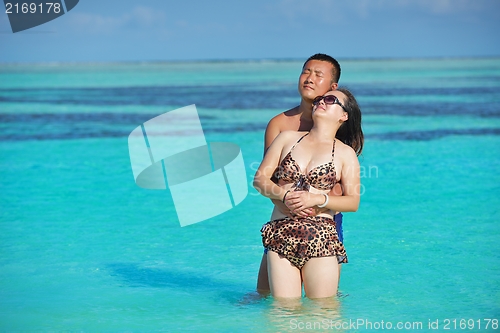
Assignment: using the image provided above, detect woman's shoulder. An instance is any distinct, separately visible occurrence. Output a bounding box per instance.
[335,140,357,159]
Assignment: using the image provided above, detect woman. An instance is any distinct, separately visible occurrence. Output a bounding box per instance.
[253,88,363,298]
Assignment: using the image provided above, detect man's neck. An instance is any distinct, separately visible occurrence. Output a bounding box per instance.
[293,99,314,132]
[298,99,313,121]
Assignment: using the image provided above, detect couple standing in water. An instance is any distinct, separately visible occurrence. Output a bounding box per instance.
[253,54,364,299]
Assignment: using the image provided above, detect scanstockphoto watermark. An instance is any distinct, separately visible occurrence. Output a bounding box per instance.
[128,105,248,227]
[290,318,499,331]
[290,318,423,331]
[3,0,80,33]
[248,162,379,197]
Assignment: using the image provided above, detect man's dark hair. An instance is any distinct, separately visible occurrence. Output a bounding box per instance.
[303,53,341,83]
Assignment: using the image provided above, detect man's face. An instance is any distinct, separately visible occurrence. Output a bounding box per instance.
[298,60,337,102]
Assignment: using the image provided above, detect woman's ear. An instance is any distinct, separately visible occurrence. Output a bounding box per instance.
[342,113,348,121]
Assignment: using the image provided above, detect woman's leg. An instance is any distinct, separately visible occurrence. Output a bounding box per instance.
[302,256,339,298]
[267,250,302,298]
[256,253,270,294]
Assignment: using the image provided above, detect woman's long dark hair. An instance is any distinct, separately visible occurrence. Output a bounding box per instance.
[335,87,364,156]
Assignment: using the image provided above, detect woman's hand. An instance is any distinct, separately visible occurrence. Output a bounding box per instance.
[284,191,324,217]
[273,198,314,218]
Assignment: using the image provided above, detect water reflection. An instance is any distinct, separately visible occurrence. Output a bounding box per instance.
[266,296,345,332]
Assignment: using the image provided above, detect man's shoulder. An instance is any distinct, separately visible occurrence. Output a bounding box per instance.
[267,106,300,127]
[283,105,301,117]
[264,105,302,151]
[274,130,305,145]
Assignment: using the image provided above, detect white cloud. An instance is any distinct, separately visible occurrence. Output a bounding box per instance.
[266,0,346,26]
[68,6,167,34]
[270,0,492,24]
[373,0,489,14]
[69,12,123,33]
[129,6,167,28]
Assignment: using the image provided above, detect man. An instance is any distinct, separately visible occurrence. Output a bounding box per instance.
[257,53,344,294]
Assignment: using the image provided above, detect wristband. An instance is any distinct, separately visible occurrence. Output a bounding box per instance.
[282,190,291,203]
[317,193,329,208]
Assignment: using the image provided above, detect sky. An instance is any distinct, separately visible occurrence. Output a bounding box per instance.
[1,0,500,63]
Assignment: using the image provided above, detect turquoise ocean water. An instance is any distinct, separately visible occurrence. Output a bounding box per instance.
[1,58,499,332]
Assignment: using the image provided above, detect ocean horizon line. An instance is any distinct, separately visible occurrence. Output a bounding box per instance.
[1,55,499,67]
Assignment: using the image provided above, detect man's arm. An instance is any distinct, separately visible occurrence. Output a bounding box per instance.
[264,114,283,154]
[263,112,313,218]
[253,133,289,200]
[263,113,299,216]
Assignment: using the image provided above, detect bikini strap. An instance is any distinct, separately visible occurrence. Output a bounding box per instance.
[332,139,336,158]
[289,133,309,152]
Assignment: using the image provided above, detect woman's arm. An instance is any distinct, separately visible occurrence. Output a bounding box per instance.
[327,146,360,212]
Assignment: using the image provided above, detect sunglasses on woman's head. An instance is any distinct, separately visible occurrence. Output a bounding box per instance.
[312,95,347,112]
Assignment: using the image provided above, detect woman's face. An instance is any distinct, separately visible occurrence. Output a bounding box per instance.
[312,91,348,118]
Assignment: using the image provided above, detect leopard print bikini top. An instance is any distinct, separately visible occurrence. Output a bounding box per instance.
[275,133,338,191]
